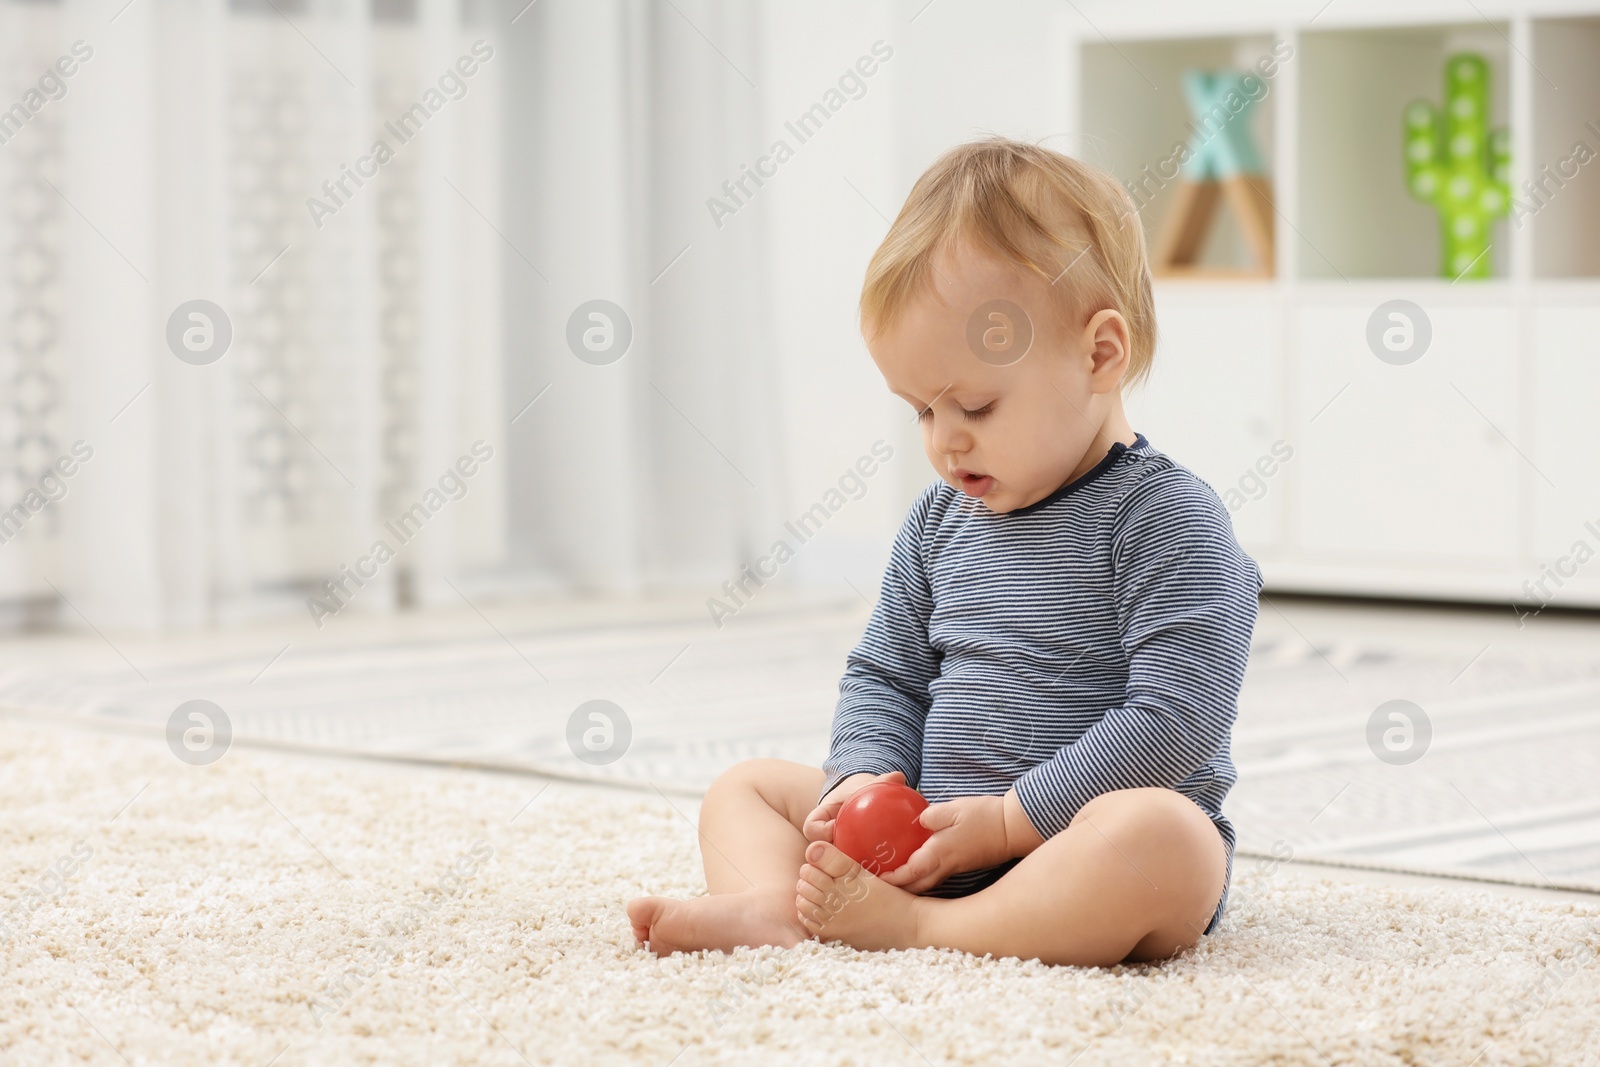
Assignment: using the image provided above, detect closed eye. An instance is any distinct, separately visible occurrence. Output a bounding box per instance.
[917,402,995,422]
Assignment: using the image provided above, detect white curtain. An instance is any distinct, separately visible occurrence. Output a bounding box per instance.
[1,0,794,632]
[504,0,789,593]
[0,0,504,630]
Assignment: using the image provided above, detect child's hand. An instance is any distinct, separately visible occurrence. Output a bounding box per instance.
[877,794,1019,895]
[802,770,908,843]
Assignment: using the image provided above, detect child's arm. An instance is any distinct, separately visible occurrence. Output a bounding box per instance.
[1008,467,1261,840]
[811,487,942,829]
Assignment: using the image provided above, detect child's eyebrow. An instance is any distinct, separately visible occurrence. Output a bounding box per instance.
[893,383,956,409]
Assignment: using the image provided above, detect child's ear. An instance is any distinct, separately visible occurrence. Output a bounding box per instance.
[1082,309,1131,392]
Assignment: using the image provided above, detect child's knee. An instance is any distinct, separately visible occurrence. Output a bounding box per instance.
[705,759,823,819]
[714,759,761,785]
[709,758,794,795]
[1074,788,1221,867]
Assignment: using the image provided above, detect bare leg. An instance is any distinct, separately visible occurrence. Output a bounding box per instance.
[795,787,1227,967]
[627,758,823,954]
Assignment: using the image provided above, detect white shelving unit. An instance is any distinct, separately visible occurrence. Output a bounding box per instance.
[1069,0,1600,610]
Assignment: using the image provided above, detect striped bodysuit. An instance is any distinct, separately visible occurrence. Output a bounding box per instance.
[821,433,1262,932]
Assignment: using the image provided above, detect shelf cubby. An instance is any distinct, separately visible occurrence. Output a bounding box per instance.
[1296,22,1512,281]
[1078,34,1282,277]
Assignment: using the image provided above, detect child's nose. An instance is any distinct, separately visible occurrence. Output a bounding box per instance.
[929,414,971,455]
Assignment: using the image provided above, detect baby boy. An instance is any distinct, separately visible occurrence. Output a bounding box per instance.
[629,137,1262,967]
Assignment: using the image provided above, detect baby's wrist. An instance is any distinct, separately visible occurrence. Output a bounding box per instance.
[1000,789,1046,858]
[824,771,882,804]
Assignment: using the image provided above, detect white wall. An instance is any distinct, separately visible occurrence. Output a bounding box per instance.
[495,0,1078,601]
[759,0,1076,594]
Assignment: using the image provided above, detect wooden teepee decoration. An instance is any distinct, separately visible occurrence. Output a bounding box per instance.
[1151,70,1275,278]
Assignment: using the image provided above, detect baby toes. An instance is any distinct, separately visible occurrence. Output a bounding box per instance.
[796,871,832,907]
[804,840,862,879]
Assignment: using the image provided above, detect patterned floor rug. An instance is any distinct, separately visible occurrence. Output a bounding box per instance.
[2,600,1597,891]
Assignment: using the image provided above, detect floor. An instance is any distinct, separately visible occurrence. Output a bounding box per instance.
[8,717,1596,1067]
[1,587,1597,903]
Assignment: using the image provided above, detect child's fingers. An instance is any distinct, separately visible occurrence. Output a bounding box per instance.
[880,841,941,888]
[814,797,844,819]
[917,801,960,831]
[808,772,909,846]
[896,855,948,895]
[802,799,844,839]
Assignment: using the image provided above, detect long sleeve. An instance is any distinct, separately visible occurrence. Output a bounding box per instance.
[1011,468,1262,839]
[819,486,943,800]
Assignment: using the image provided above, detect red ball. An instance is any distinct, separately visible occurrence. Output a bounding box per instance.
[833,782,932,875]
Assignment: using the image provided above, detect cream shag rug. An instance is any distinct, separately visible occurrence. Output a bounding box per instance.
[2,723,1597,1067]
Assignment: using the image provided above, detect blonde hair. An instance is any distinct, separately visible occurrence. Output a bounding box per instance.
[859,136,1156,390]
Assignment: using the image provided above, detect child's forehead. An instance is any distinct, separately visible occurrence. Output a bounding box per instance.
[898,245,1066,350]
[870,326,1007,401]
[868,261,1062,391]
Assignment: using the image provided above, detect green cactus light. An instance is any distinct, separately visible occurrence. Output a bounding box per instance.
[1403,53,1510,280]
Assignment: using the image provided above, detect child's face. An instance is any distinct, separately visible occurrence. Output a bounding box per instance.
[866,242,1129,514]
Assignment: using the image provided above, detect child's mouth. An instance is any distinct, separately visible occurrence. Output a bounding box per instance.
[957,473,993,497]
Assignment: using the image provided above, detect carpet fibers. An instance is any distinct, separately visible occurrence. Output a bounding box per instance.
[2,722,1597,1066]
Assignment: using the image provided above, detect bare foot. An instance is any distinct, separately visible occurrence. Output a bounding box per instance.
[627,890,808,955]
[795,841,925,951]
